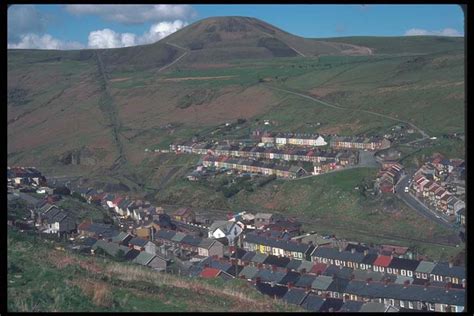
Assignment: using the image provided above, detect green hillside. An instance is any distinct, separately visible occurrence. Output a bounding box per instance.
[322,36,464,55]
[7,229,302,312]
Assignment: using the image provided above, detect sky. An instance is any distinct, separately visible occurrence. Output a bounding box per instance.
[7,4,464,50]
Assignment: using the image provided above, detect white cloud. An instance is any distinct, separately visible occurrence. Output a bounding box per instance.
[405,27,463,37]
[87,20,187,49]
[64,5,195,24]
[8,33,85,50]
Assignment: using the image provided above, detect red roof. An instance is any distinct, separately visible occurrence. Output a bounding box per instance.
[174,207,192,216]
[112,196,123,206]
[200,268,221,278]
[380,245,408,256]
[78,221,91,231]
[310,263,328,275]
[373,255,392,267]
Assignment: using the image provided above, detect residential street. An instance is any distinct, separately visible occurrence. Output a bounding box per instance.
[394,172,462,243]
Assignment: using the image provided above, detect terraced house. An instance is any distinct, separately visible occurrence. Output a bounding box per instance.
[260,132,327,147]
[202,155,307,178]
[330,136,391,151]
[242,232,315,260]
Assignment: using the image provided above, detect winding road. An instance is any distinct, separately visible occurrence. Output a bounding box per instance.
[263,84,430,140]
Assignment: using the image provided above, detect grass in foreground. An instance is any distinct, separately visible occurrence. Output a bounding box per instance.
[7,229,302,312]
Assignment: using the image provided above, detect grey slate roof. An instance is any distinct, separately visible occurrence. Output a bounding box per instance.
[282,288,309,305]
[415,261,436,274]
[296,260,314,273]
[250,252,269,264]
[238,266,259,279]
[300,294,325,311]
[339,300,364,312]
[244,232,314,254]
[344,280,465,306]
[155,229,176,241]
[359,302,390,313]
[311,247,365,263]
[241,251,257,262]
[133,252,156,266]
[311,275,334,290]
[431,262,465,279]
[129,237,148,247]
[256,268,286,283]
[286,259,303,271]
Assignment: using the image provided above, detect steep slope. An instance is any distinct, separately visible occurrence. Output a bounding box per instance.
[164,16,372,64]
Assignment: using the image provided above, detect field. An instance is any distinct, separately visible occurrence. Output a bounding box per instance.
[7,228,302,312]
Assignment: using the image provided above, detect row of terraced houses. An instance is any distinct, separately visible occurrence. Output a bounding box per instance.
[202,155,307,179]
[171,142,358,165]
[242,231,465,286]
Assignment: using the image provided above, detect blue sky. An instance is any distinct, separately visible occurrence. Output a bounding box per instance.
[8,4,464,49]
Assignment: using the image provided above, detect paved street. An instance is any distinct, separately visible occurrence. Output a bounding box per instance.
[395,173,462,243]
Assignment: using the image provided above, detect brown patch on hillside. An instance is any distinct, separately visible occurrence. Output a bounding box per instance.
[376,81,464,94]
[68,279,113,307]
[110,77,131,82]
[160,75,236,82]
[318,121,363,135]
[164,85,276,124]
[309,87,340,98]
[187,63,234,69]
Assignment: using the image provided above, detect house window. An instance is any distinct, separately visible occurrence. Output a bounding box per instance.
[407,270,413,277]
[374,266,379,272]
[335,260,340,266]
[390,299,395,306]
[401,270,406,276]
[380,267,384,273]
[408,302,414,309]
[422,273,427,279]
[400,301,405,308]
[429,303,435,311]
[387,268,392,274]
[298,253,302,258]
[333,292,339,298]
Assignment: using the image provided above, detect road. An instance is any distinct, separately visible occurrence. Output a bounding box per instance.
[395,173,459,233]
[157,42,189,73]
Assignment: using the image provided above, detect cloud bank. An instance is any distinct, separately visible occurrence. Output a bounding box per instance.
[87,20,188,48]
[64,5,195,24]
[404,27,463,37]
[8,33,85,50]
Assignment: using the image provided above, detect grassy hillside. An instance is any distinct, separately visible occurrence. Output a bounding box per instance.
[322,36,464,55]
[154,166,462,261]
[7,228,302,312]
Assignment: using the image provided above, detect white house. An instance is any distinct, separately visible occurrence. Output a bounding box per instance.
[314,135,327,146]
[208,220,244,245]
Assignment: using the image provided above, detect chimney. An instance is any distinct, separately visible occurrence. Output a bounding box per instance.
[255,277,261,285]
[384,279,390,287]
[316,270,322,276]
[366,278,372,285]
[272,265,277,272]
[403,280,410,288]
[351,248,356,254]
[288,282,293,289]
[363,249,369,256]
[449,261,453,268]
[301,268,307,274]
[305,285,311,293]
[338,247,343,252]
[350,274,355,280]
[445,283,451,293]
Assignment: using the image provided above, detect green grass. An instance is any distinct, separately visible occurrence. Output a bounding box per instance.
[322,36,464,55]
[7,228,303,312]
